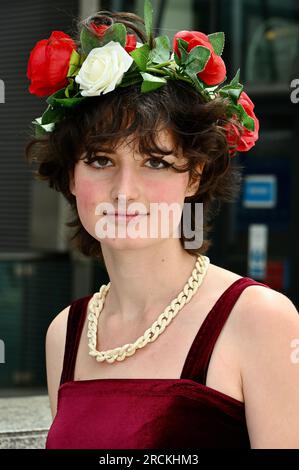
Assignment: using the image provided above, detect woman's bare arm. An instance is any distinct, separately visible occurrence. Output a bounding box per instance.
[45,306,70,419]
[236,286,299,448]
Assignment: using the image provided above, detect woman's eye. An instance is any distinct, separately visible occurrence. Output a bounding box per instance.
[84,156,172,170]
[84,156,112,169]
[145,158,172,170]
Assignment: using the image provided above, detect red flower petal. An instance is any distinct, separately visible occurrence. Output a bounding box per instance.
[26,39,48,80]
[90,23,109,37]
[27,31,76,97]
[125,34,137,52]
[225,92,260,155]
[173,30,226,85]
[198,52,226,85]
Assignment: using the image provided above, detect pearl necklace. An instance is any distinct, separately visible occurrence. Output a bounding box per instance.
[87,254,210,364]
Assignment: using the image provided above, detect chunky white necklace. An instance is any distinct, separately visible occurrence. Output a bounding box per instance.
[87,254,210,364]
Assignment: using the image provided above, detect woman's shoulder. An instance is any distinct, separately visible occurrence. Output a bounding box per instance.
[210,263,299,448]
[45,296,91,418]
[213,266,299,448]
[46,304,71,418]
[46,305,71,350]
[207,262,298,334]
[47,293,93,327]
[209,261,283,299]
[46,293,93,350]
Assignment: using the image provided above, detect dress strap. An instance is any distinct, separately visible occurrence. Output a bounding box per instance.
[59,294,93,386]
[180,277,271,384]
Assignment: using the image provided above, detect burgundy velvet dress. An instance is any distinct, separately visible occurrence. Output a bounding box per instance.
[46,276,270,449]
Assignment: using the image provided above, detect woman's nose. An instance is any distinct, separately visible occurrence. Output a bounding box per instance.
[111,164,141,200]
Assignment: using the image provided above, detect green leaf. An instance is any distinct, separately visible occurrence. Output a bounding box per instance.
[183,70,205,93]
[219,83,243,104]
[32,118,55,136]
[80,23,127,55]
[46,88,86,108]
[130,43,150,71]
[140,72,167,92]
[118,74,143,88]
[149,36,171,64]
[100,23,127,47]
[124,61,140,77]
[185,45,211,74]
[50,96,86,107]
[40,105,66,125]
[80,26,102,55]
[176,38,189,65]
[236,104,255,131]
[174,51,181,66]
[67,50,81,77]
[176,38,189,49]
[229,68,240,86]
[208,32,225,56]
[46,88,66,104]
[144,0,154,45]
[64,78,75,98]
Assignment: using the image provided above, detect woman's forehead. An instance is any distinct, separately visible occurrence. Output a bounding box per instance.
[83,127,182,156]
[115,128,175,151]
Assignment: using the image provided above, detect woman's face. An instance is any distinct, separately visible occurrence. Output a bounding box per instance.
[70,128,200,251]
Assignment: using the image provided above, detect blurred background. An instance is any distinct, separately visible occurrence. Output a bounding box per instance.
[0,0,298,396]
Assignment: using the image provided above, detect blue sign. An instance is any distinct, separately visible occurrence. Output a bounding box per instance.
[243,175,277,208]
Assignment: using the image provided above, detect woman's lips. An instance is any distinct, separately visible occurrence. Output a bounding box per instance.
[105,212,148,221]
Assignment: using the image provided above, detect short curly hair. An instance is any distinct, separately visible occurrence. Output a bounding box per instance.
[25,10,243,262]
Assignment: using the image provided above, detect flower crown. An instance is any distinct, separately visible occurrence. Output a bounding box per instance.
[27,0,259,156]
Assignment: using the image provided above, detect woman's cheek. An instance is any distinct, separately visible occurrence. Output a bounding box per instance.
[75,178,102,224]
[149,178,187,205]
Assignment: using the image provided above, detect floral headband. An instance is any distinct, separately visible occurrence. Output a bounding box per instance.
[26,0,259,156]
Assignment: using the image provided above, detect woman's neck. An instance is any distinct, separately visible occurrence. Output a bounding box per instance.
[99,241,200,324]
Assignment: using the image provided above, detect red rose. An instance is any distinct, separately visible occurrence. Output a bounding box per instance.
[125,34,137,53]
[90,23,109,37]
[27,31,77,97]
[90,23,137,53]
[173,30,226,86]
[226,92,260,155]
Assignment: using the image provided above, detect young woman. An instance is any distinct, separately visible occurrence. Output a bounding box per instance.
[26,1,299,449]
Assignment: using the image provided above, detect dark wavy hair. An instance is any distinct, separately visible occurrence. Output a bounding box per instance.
[25,10,243,262]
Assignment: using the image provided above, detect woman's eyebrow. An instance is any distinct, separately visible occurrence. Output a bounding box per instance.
[92,147,116,154]
[91,147,179,157]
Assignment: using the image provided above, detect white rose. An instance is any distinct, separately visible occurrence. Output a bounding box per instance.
[75,41,133,96]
